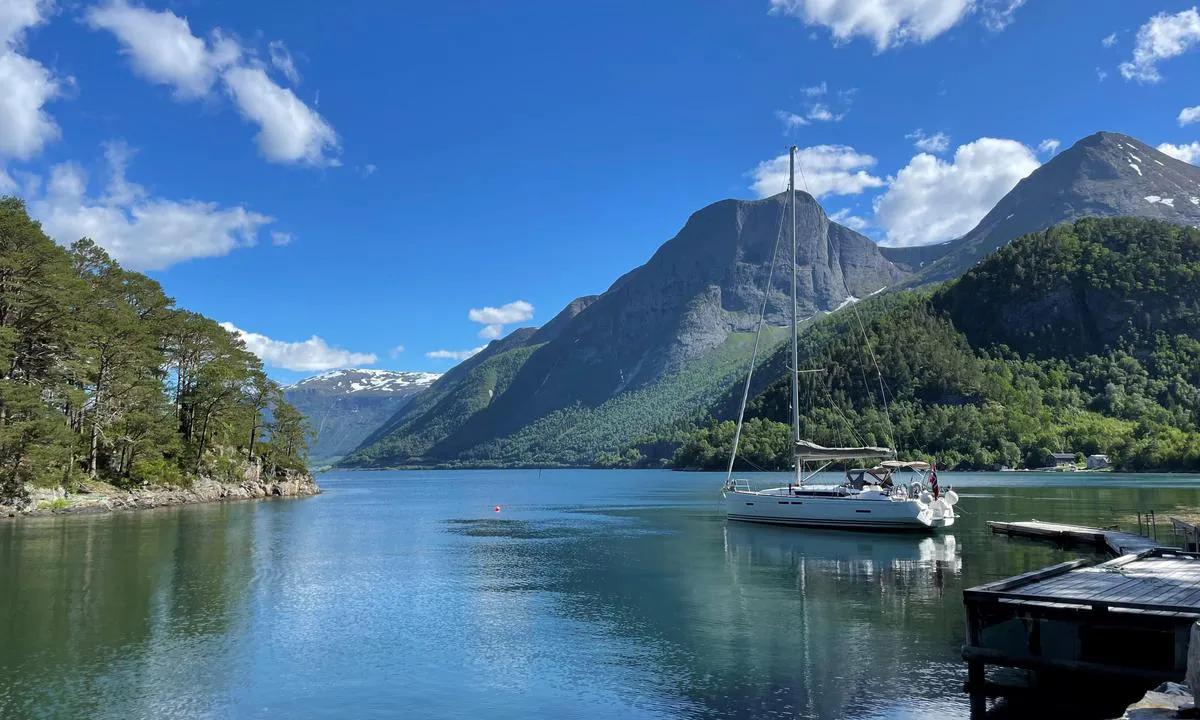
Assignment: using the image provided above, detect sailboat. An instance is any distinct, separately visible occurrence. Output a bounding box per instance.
[721,146,957,532]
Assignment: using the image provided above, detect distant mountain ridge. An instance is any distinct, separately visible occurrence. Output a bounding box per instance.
[285,369,440,465]
[342,192,910,467]
[343,130,1200,469]
[884,132,1200,282]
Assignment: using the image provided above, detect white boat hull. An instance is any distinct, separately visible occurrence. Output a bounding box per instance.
[724,488,954,532]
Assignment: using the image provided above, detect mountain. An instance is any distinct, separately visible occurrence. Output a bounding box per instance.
[285,369,440,465]
[883,132,1200,282]
[342,192,911,467]
[661,217,1200,472]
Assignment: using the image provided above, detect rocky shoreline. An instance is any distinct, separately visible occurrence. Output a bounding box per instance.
[2,471,321,518]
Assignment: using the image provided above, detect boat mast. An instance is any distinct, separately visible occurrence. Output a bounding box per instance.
[789,145,801,485]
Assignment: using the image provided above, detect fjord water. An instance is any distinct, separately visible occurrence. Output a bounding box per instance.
[3,471,1200,719]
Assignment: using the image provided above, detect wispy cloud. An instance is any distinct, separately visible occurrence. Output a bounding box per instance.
[221,322,377,371]
[1119,7,1200,83]
[426,347,485,361]
[906,129,951,154]
[1037,138,1061,155]
[86,0,339,166]
[0,0,64,162]
[769,0,1024,51]
[32,141,273,271]
[750,145,885,198]
[468,300,534,339]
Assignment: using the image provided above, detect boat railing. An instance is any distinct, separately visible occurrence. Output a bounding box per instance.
[731,479,752,493]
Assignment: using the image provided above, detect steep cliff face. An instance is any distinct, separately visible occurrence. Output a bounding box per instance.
[906,132,1200,283]
[345,192,911,466]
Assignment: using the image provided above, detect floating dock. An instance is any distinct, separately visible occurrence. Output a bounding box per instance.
[963,548,1200,713]
[987,519,1162,556]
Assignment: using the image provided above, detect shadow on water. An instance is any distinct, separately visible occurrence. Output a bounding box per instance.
[0,504,258,719]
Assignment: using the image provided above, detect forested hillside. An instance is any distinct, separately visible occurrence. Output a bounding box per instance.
[643,217,1200,472]
[0,199,308,506]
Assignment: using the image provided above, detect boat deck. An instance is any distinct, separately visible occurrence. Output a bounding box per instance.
[988,519,1161,556]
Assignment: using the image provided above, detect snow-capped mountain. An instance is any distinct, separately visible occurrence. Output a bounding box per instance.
[287,368,442,395]
[284,369,441,466]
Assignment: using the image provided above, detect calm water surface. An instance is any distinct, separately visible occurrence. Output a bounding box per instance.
[3,470,1200,719]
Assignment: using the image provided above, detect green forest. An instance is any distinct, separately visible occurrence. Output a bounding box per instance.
[629,217,1200,472]
[0,198,308,506]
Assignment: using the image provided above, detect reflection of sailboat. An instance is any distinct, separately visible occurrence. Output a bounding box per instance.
[721,146,957,531]
[724,521,962,577]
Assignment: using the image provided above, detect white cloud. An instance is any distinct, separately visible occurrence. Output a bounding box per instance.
[874,137,1040,247]
[426,347,485,361]
[1037,138,1061,155]
[221,322,376,372]
[31,141,273,271]
[807,103,839,122]
[1096,67,1108,82]
[270,231,293,246]
[358,163,377,178]
[907,129,951,153]
[388,345,405,358]
[769,0,1023,51]
[803,81,827,97]
[1119,8,1200,83]
[85,0,238,99]
[223,66,339,167]
[980,0,1025,32]
[0,0,62,162]
[750,145,885,198]
[0,0,47,46]
[1102,32,1118,48]
[1179,106,1200,126]
[775,110,809,130]
[1158,141,1200,165]
[268,40,300,85]
[830,208,871,232]
[468,300,534,338]
[87,1,339,167]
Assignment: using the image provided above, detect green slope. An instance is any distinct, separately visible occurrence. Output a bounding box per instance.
[655,217,1200,472]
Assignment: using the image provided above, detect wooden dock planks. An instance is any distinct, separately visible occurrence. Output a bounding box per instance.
[963,548,1200,699]
[987,519,1162,556]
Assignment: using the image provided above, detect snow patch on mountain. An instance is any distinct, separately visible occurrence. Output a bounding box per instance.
[288,369,442,394]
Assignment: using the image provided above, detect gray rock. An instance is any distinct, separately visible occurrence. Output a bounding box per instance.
[349,192,913,465]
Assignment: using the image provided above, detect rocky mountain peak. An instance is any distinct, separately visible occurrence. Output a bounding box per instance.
[894,130,1200,283]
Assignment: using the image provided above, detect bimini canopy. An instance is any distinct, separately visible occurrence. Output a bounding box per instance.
[795,440,896,461]
[878,460,931,471]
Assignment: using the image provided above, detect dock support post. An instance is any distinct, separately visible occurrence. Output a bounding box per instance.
[968,661,987,718]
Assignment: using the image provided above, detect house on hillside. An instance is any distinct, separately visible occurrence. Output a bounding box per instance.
[1046,452,1077,468]
[1087,454,1111,470]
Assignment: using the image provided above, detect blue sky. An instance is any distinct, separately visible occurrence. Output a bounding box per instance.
[4,0,1200,382]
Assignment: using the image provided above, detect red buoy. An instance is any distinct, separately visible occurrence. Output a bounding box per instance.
[494,505,501,512]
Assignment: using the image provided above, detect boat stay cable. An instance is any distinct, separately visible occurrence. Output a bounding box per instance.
[793,152,898,453]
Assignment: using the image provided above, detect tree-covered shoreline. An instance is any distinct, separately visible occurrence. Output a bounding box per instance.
[0,198,309,508]
[617,218,1200,473]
